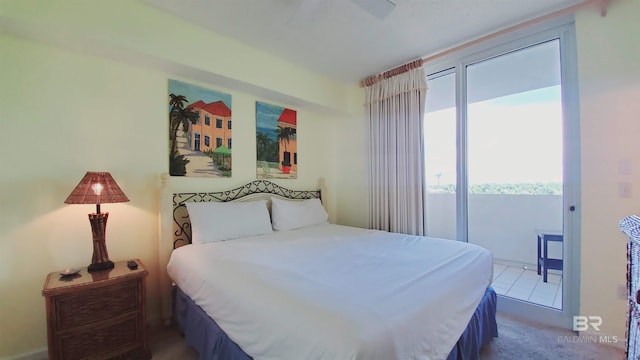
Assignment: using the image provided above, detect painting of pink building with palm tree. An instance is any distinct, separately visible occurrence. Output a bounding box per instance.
[256,101,297,179]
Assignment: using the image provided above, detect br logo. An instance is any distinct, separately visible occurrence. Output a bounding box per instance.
[573,316,602,331]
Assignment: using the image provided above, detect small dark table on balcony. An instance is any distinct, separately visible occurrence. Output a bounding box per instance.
[537,233,563,282]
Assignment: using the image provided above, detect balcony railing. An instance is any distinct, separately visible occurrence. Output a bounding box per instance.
[426,193,563,265]
[426,193,563,308]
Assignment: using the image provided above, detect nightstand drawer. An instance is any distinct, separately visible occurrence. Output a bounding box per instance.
[54,279,140,330]
[43,260,150,359]
[58,315,142,360]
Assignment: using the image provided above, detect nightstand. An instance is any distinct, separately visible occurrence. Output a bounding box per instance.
[42,259,151,360]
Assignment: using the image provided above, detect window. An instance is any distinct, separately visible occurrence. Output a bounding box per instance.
[216,137,223,148]
[227,138,232,149]
[424,70,457,240]
[204,135,210,147]
[228,120,232,130]
[194,133,201,151]
[205,115,210,126]
[422,22,580,327]
[216,118,223,128]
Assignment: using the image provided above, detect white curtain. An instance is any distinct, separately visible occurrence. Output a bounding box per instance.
[366,66,428,235]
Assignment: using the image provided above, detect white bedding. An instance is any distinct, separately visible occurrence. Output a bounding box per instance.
[167,224,493,360]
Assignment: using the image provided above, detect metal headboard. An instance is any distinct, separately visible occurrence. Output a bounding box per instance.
[171,179,322,248]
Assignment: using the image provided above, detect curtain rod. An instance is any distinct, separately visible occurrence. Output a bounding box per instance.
[359,0,608,88]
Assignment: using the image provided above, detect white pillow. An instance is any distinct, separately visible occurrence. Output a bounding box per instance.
[185,200,272,244]
[270,197,328,231]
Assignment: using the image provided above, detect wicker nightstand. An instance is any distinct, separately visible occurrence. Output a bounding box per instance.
[42,259,150,360]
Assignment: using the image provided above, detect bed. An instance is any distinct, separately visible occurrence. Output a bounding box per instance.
[158,175,498,360]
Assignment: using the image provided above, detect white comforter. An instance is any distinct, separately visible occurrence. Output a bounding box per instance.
[167,224,493,360]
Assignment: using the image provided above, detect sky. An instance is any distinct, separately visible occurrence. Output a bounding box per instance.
[168,79,232,109]
[424,86,563,186]
[256,101,285,140]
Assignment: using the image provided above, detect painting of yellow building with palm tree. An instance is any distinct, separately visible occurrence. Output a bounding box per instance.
[256,101,297,179]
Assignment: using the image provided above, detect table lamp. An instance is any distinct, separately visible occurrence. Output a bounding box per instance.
[64,172,129,272]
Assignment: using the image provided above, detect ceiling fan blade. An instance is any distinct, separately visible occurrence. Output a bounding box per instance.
[288,0,326,26]
[352,0,396,20]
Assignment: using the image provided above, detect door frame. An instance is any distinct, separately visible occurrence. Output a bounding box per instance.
[424,19,581,329]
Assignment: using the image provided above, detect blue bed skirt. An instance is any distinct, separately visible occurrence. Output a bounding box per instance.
[174,286,498,360]
[446,287,498,360]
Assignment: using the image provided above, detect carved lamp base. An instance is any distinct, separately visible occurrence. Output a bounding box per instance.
[88,212,114,272]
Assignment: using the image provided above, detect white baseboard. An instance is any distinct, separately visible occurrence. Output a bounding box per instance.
[0,348,47,360]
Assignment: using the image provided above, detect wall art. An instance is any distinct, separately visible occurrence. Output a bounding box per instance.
[168,79,232,177]
[256,101,297,179]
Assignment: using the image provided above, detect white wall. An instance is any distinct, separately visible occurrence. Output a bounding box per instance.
[1,0,638,357]
[0,1,362,357]
[427,194,563,265]
[575,0,640,339]
[335,0,640,341]
[333,86,369,227]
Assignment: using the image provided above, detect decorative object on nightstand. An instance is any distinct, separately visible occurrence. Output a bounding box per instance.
[42,259,151,360]
[619,215,640,360]
[64,171,129,272]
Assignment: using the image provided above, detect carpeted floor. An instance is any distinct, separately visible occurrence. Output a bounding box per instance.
[150,312,626,359]
[480,313,625,360]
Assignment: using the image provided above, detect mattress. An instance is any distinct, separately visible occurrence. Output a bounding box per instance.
[167,223,494,360]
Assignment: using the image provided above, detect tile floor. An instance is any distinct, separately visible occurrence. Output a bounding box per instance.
[492,262,562,309]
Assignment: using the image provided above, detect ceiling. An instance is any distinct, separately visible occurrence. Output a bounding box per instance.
[143,0,584,83]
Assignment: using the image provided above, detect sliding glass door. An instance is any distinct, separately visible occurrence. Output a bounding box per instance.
[423,23,580,328]
[467,40,564,309]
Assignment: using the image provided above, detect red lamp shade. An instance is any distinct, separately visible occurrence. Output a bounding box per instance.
[64,172,129,208]
[64,172,129,272]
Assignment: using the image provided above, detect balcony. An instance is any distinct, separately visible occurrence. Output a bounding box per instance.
[426,193,563,309]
